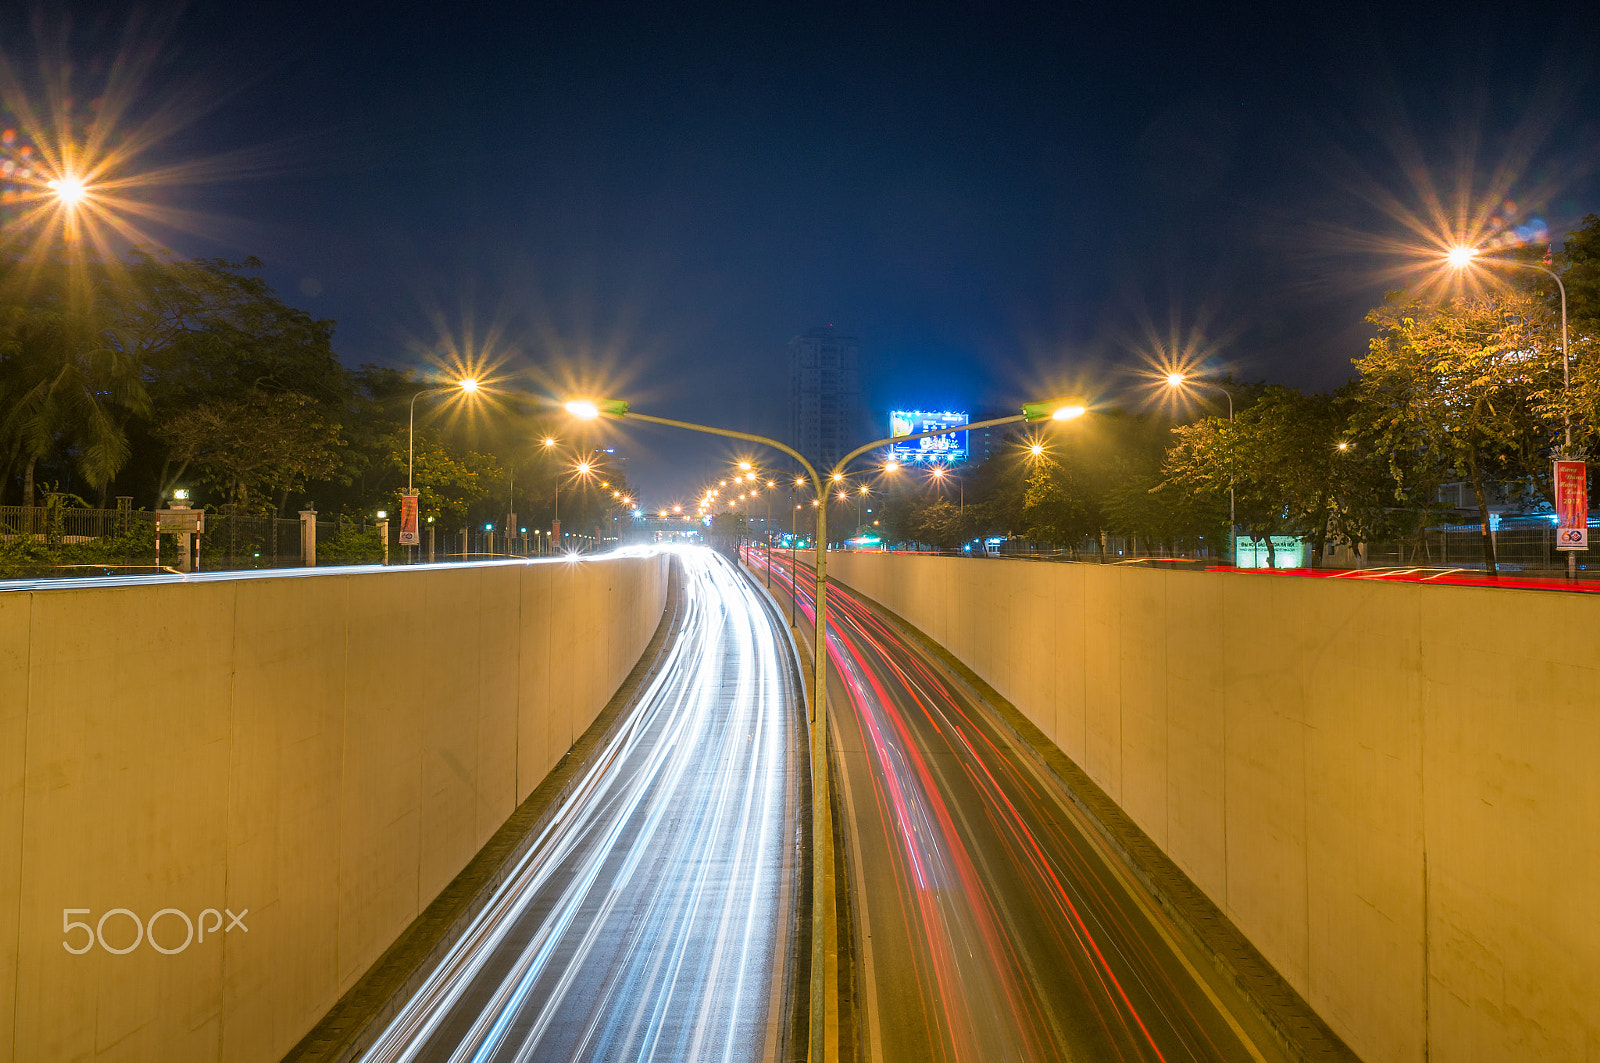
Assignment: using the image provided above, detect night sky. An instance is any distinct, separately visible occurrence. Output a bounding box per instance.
[8,1,1600,501]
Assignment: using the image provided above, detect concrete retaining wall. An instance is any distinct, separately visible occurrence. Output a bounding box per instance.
[0,553,669,1063]
[825,552,1598,1063]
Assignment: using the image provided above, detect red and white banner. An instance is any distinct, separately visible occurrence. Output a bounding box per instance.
[399,493,420,546]
[1554,460,1588,551]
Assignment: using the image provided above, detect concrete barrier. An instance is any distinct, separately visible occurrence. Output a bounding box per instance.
[825,552,1598,1063]
[0,553,668,1063]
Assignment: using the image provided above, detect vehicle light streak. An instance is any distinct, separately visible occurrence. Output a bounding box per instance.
[750,547,1282,1062]
[359,546,798,1063]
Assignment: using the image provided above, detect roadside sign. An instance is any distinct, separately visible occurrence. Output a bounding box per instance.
[1555,459,1588,551]
[155,509,203,533]
[399,493,420,546]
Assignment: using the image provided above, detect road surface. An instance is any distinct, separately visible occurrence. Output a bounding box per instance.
[755,546,1293,1063]
[359,547,805,1063]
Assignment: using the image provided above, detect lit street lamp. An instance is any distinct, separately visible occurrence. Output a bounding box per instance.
[1448,246,1581,577]
[408,377,481,493]
[563,394,1083,1061]
[405,377,479,560]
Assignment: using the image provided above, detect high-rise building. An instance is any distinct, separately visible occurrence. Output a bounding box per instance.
[789,326,860,473]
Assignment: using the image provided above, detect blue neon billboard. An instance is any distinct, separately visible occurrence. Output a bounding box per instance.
[888,410,968,464]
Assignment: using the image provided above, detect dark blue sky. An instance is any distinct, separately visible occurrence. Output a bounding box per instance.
[11,1,1600,500]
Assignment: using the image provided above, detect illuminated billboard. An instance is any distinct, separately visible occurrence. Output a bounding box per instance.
[888,410,968,464]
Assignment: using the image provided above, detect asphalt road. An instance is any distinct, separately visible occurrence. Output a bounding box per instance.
[358,547,804,1063]
[755,547,1294,1063]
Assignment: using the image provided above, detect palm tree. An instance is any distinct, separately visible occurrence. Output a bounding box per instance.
[0,297,150,507]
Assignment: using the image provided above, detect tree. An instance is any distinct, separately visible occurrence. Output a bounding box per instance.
[1560,214,1600,333]
[1020,455,1096,549]
[108,250,350,502]
[1358,289,1561,573]
[390,430,504,527]
[157,391,343,512]
[0,274,150,505]
[909,497,967,550]
[1163,409,1299,566]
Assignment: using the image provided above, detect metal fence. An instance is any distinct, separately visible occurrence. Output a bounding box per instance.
[201,515,311,569]
[1359,525,1581,573]
[0,504,153,539]
[0,505,611,578]
[863,523,1591,574]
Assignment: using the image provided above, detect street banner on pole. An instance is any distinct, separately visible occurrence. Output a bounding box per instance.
[399,493,420,545]
[1554,460,1588,551]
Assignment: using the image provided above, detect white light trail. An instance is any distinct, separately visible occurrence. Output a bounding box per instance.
[359,546,796,1062]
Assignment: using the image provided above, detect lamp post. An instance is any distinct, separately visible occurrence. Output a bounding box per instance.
[564,396,1083,1062]
[407,377,480,562]
[1448,246,1581,578]
[766,479,776,587]
[408,378,480,494]
[1167,373,1235,564]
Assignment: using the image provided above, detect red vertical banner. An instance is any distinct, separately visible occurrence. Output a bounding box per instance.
[399,493,420,545]
[1554,460,1588,551]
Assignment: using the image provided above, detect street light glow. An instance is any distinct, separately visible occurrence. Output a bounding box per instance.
[738,461,752,470]
[1166,372,1186,387]
[458,377,481,394]
[543,437,556,447]
[1446,246,1479,268]
[883,460,899,472]
[1029,443,1044,456]
[565,400,599,419]
[48,176,87,205]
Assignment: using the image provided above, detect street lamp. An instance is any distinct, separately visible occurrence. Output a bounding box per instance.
[1448,245,1579,576]
[404,377,481,560]
[1167,373,1235,564]
[1446,246,1572,448]
[563,395,1084,1059]
[408,377,481,493]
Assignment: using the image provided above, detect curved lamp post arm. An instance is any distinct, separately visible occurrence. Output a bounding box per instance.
[617,411,824,495]
[408,386,454,495]
[1488,258,1572,451]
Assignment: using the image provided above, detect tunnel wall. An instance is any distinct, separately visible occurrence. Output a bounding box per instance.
[824,552,1598,1063]
[0,553,669,1063]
